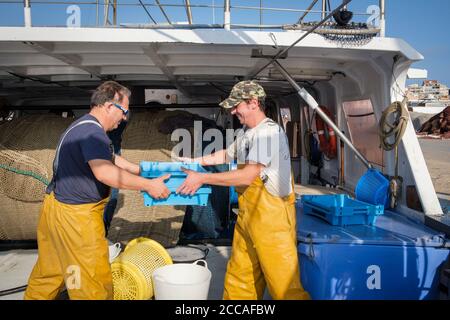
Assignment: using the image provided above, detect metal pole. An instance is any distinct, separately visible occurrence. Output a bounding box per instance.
[321,0,326,20]
[224,0,230,30]
[339,132,345,186]
[96,0,99,26]
[23,0,32,27]
[273,61,372,169]
[121,23,223,29]
[379,0,385,37]
[259,0,262,30]
[297,0,319,24]
[113,0,117,26]
[138,0,157,24]
[155,0,172,24]
[185,0,193,24]
[104,0,109,25]
[212,0,215,24]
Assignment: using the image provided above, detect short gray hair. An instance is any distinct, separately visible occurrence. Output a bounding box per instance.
[90,81,131,108]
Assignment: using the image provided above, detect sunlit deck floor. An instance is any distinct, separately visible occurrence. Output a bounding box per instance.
[0,245,232,300]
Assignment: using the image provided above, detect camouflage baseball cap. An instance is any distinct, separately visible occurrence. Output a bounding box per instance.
[219,80,266,109]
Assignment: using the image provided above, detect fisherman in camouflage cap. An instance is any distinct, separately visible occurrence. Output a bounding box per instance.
[219,80,266,109]
[177,79,311,300]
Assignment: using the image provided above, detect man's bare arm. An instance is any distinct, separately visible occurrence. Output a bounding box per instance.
[114,155,140,175]
[176,163,263,196]
[201,163,262,186]
[89,159,170,199]
[185,149,229,166]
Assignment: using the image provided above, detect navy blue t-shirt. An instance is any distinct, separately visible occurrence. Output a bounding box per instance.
[54,114,113,204]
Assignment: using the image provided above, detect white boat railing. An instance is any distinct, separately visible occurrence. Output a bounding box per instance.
[0,0,385,35]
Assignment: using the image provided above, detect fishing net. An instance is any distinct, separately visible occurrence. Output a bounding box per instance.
[284,22,379,46]
[0,114,72,200]
[0,224,8,240]
[0,146,50,202]
[107,109,189,247]
[0,110,195,243]
[0,196,43,240]
[0,114,72,240]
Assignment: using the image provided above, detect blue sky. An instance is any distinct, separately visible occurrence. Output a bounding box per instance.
[0,0,449,86]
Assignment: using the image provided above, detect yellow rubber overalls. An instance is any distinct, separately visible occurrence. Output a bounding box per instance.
[223,167,310,300]
[24,119,113,300]
[24,193,112,300]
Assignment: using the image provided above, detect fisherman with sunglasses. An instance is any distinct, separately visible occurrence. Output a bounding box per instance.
[25,81,171,300]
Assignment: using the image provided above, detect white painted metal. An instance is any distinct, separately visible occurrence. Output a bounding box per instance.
[142,44,190,97]
[401,125,443,216]
[81,53,154,66]
[23,0,31,28]
[103,0,110,26]
[379,0,386,37]
[0,29,423,62]
[321,0,326,20]
[100,66,163,75]
[25,66,89,76]
[224,0,230,30]
[407,68,428,79]
[390,63,443,216]
[410,106,446,114]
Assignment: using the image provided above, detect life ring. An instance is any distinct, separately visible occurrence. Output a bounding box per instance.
[314,106,337,159]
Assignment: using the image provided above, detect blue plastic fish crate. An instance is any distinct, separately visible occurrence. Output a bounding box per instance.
[140,162,212,207]
[301,194,384,226]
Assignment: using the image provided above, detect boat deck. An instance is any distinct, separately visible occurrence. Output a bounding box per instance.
[1,183,448,300]
[0,185,338,300]
[0,245,233,300]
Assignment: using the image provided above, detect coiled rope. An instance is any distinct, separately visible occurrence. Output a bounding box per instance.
[378,99,409,151]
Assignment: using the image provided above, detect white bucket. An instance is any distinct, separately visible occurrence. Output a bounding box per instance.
[108,242,122,263]
[152,260,212,300]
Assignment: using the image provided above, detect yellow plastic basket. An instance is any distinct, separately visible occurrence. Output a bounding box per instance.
[111,237,173,300]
